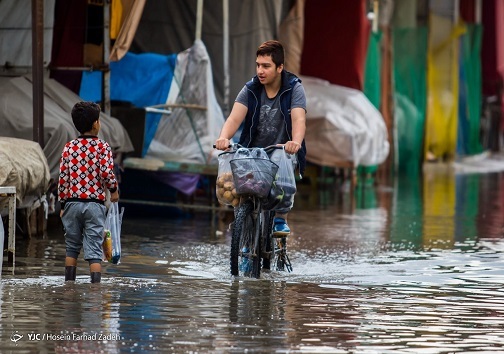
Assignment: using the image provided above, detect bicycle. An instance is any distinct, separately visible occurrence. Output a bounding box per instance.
[215,144,294,279]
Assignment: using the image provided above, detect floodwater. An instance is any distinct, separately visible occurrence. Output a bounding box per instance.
[2,164,504,353]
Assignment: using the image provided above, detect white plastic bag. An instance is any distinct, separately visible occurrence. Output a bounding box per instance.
[103,202,124,264]
[269,148,297,210]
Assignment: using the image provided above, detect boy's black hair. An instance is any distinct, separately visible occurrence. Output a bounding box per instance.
[71,101,101,134]
[256,40,285,68]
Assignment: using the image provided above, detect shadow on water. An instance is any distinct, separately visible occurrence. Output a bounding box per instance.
[2,166,504,352]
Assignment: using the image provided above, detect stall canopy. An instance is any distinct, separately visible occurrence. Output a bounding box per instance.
[79,40,225,165]
[0,75,134,181]
[1,0,390,173]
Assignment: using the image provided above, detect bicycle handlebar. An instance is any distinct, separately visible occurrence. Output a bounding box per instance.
[213,143,283,152]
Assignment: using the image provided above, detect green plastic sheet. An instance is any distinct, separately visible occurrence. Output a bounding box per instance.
[360,30,383,176]
[458,24,483,155]
[393,27,428,175]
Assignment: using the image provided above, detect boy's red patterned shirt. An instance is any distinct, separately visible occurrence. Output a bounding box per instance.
[58,136,117,204]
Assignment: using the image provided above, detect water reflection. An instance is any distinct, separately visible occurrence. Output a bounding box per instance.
[2,167,504,352]
[54,283,121,353]
[389,168,503,251]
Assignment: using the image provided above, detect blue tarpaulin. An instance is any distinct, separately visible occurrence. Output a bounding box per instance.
[79,52,177,156]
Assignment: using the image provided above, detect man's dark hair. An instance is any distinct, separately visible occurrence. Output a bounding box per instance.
[256,40,285,68]
[71,101,101,134]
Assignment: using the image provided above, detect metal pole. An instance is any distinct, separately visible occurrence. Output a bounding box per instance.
[454,0,460,23]
[372,0,379,33]
[223,0,230,116]
[195,0,203,41]
[103,0,111,115]
[31,0,44,147]
[475,0,482,23]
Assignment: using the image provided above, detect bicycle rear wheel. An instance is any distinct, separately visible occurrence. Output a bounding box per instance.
[275,237,293,272]
[230,200,261,277]
[261,211,275,270]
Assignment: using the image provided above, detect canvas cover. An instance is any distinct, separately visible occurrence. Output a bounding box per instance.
[301,0,370,91]
[0,137,50,210]
[302,76,390,167]
[79,40,224,165]
[146,40,225,165]
[0,0,55,67]
[0,76,134,180]
[129,0,291,112]
[79,51,178,156]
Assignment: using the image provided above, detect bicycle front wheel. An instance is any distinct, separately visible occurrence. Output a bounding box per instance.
[230,200,260,277]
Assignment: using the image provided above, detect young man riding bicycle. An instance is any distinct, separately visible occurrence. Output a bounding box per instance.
[214,40,307,236]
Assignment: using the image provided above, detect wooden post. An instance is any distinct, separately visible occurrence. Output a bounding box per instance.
[31,0,44,148]
[195,0,203,41]
[103,0,111,115]
[223,0,230,116]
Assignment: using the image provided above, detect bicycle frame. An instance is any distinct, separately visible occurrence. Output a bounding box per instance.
[218,144,294,278]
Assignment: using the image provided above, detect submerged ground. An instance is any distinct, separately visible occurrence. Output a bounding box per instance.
[2,163,504,353]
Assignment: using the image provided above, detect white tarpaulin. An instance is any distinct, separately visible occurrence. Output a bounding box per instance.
[0,0,55,67]
[302,76,390,167]
[0,137,50,210]
[0,76,134,180]
[146,40,225,165]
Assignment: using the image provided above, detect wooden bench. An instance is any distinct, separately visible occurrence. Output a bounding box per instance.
[120,157,220,212]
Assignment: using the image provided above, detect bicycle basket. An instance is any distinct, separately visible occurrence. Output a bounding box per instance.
[230,158,279,198]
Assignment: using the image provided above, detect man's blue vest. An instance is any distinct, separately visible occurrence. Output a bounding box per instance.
[238,70,307,176]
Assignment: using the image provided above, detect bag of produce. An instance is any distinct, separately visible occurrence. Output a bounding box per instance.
[230,148,278,198]
[216,151,240,207]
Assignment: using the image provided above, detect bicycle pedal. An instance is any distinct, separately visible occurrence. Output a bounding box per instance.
[272,233,289,238]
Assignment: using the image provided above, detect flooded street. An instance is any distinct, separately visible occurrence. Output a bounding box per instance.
[2,166,504,353]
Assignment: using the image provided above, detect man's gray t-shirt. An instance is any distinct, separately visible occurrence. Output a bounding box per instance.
[236,82,306,148]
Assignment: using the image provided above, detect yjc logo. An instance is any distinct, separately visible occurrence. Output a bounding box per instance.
[10,332,23,343]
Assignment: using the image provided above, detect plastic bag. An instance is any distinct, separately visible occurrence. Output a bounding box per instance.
[261,174,284,210]
[234,147,251,159]
[103,202,124,264]
[250,147,270,160]
[230,147,278,198]
[216,151,240,207]
[268,148,297,211]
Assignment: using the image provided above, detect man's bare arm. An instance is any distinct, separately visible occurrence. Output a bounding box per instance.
[285,107,306,154]
[215,102,248,150]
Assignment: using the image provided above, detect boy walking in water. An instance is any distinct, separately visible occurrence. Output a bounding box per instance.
[58,101,119,283]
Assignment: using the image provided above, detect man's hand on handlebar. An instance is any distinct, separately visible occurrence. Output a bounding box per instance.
[282,140,302,155]
[214,137,231,151]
